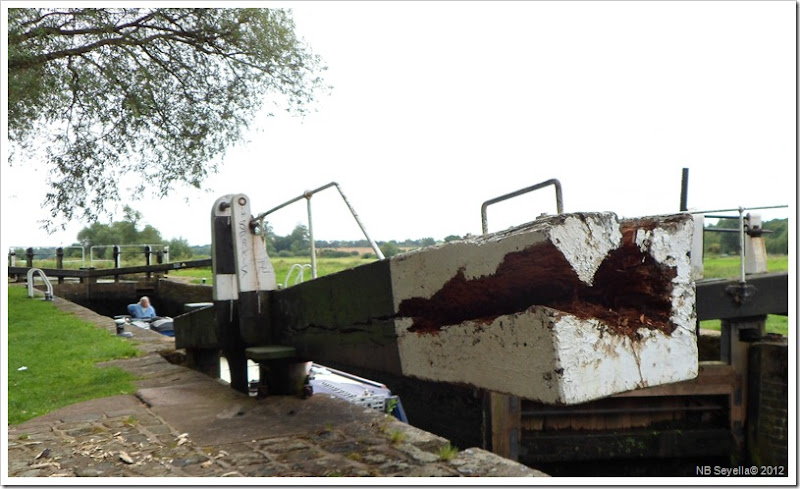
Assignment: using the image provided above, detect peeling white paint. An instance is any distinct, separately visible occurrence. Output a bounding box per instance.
[635,228,652,253]
[640,218,697,338]
[549,214,622,285]
[395,309,565,403]
[391,213,698,404]
[690,215,705,280]
[388,231,550,307]
[389,212,621,307]
[396,305,698,405]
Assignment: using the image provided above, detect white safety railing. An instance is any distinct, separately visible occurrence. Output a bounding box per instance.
[61,246,86,266]
[283,264,313,289]
[27,268,53,301]
[89,244,167,266]
[252,181,385,282]
[690,204,788,284]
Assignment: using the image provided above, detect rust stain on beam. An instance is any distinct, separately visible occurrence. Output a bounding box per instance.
[397,221,679,339]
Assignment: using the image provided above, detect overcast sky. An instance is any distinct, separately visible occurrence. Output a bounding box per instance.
[2,1,796,250]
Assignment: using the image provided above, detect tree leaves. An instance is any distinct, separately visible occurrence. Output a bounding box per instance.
[8,8,327,229]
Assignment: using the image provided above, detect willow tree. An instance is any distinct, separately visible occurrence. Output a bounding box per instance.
[7,8,326,228]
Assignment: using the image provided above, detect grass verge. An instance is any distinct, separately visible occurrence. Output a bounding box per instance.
[8,286,140,425]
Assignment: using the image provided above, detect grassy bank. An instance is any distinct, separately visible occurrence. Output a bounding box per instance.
[8,286,140,425]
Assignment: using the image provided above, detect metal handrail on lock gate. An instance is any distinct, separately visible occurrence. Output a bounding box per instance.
[481,178,564,235]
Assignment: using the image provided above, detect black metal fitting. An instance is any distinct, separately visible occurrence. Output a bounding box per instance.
[725,282,757,305]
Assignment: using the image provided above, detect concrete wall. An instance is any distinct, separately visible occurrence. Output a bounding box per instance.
[747,339,788,467]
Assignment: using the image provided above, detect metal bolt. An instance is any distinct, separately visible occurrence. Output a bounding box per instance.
[238,197,247,206]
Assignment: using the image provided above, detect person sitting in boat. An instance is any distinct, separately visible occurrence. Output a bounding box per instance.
[127,296,156,319]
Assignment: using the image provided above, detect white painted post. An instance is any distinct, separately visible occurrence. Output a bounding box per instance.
[744,213,768,275]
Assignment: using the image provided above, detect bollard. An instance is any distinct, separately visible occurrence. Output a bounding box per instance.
[9,250,17,282]
[56,247,65,284]
[113,245,121,282]
[26,247,34,268]
[156,250,166,277]
[144,245,152,279]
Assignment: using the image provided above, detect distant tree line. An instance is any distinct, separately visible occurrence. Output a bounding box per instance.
[66,214,474,262]
[262,224,445,258]
[703,218,788,255]
[66,214,788,265]
[70,206,194,260]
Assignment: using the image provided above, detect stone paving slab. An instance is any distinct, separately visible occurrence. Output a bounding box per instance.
[6,286,548,479]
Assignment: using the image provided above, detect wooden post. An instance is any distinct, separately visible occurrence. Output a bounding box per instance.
[186,348,221,378]
[484,391,521,461]
[158,249,168,276]
[9,250,18,282]
[26,247,34,267]
[721,315,765,462]
[144,245,152,279]
[56,247,65,284]
[113,245,121,282]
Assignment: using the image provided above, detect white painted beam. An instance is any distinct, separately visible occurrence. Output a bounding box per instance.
[389,212,698,405]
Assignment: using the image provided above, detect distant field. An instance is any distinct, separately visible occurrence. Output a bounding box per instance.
[170,256,376,286]
[320,247,374,255]
[702,254,788,279]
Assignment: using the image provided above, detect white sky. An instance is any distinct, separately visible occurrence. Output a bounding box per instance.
[1,1,796,249]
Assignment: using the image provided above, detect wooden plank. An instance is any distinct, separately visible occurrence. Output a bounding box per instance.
[695,272,788,320]
[486,392,521,461]
[613,362,738,398]
[9,266,89,278]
